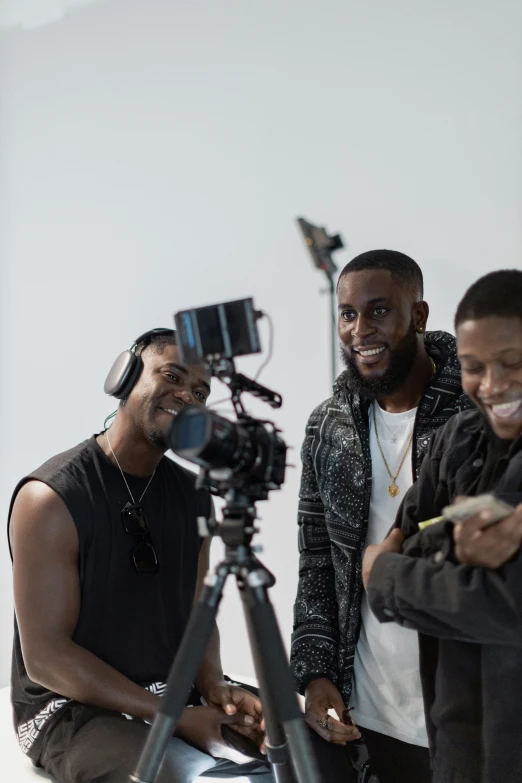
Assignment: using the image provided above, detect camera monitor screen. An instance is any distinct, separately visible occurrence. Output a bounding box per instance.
[175,297,262,365]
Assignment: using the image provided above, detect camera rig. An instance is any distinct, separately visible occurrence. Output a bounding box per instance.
[170,298,287,504]
[131,298,320,783]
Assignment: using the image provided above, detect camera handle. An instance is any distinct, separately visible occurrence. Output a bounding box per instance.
[211,358,283,411]
[130,493,320,783]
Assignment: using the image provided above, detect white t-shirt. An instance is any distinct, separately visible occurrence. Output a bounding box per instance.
[350,403,429,747]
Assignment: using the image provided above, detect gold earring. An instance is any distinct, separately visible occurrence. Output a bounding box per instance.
[417,327,424,334]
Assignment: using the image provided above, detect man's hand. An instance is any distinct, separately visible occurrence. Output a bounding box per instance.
[304,678,361,745]
[205,681,265,752]
[362,529,405,590]
[453,498,522,568]
[177,705,260,764]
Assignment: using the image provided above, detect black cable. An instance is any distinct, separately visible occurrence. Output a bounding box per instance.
[254,313,274,381]
[207,314,274,409]
[104,410,117,429]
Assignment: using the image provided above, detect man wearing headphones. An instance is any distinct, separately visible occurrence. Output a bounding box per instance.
[8,329,274,783]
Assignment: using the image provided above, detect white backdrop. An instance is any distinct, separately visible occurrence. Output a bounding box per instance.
[1,0,521,686]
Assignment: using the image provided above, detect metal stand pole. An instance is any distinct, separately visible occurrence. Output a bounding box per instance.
[327,274,337,388]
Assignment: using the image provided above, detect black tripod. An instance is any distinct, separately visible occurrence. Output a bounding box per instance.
[130,490,320,783]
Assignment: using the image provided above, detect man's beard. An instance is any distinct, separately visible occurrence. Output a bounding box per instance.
[339,319,419,401]
[138,398,172,451]
[146,427,169,450]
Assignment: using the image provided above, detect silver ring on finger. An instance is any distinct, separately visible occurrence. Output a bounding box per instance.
[317,715,329,730]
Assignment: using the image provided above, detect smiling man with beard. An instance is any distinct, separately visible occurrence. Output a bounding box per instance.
[8,329,273,783]
[291,250,470,783]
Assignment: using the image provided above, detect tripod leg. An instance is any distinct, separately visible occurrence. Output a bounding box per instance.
[130,565,228,783]
[241,600,296,783]
[240,574,320,783]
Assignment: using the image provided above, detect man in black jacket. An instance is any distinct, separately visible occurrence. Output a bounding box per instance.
[291,250,469,782]
[364,269,522,783]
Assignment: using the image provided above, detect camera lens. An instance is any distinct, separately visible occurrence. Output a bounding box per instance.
[169,408,257,473]
[171,408,208,453]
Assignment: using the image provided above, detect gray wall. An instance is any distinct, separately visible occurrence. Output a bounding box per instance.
[1,0,521,685]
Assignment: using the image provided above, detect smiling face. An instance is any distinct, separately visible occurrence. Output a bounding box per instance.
[457,316,522,440]
[123,343,211,450]
[337,269,428,400]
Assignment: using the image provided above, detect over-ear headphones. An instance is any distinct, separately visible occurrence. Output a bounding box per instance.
[104,328,176,399]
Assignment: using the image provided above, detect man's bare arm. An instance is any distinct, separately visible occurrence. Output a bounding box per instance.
[11,481,160,722]
[10,481,259,765]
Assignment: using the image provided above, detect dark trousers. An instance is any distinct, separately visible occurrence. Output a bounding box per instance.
[432,755,477,783]
[359,726,432,783]
[39,703,432,783]
[304,724,432,783]
[39,708,351,783]
[40,711,274,783]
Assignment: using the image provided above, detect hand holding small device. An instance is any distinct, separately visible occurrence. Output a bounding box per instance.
[418,494,522,569]
[418,494,514,531]
[220,724,266,762]
[451,496,522,569]
[443,495,514,526]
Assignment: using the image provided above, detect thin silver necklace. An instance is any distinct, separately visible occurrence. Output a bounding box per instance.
[375,404,416,444]
[105,430,156,504]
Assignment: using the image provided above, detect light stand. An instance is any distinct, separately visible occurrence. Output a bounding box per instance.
[296,217,344,388]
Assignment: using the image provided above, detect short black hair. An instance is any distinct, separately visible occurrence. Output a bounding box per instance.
[455,269,522,329]
[136,330,177,357]
[337,249,424,300]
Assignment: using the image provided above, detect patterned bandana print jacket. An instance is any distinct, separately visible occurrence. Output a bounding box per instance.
[290,331,470,703]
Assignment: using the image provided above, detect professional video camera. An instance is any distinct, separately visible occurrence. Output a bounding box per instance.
[131,298,320,783]
[169,297,287,502]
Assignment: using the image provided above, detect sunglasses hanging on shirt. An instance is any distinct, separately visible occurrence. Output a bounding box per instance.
[121,502,159,575]
[106,430,159,575]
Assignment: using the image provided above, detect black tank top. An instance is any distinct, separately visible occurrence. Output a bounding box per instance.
[8,434,210,765]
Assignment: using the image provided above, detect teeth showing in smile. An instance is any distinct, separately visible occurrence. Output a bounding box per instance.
[160,408,179,416]
[490,400,522,419]
[357,346,386,357]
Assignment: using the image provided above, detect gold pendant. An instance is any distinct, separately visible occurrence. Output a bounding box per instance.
[388,483,400,497]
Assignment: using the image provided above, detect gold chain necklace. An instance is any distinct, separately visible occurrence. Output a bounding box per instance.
[373,404,415,497]
[372,355,436,497]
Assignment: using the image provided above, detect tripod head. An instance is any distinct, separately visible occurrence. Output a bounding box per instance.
[213,488,258,548]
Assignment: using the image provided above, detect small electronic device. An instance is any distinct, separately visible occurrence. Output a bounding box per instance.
[442,494,514,526]
[174,297,262,366]
[220,724,266,762]
[419,494,514,531]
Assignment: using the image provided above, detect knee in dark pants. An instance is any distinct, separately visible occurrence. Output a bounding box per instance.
[305,727,358,783]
